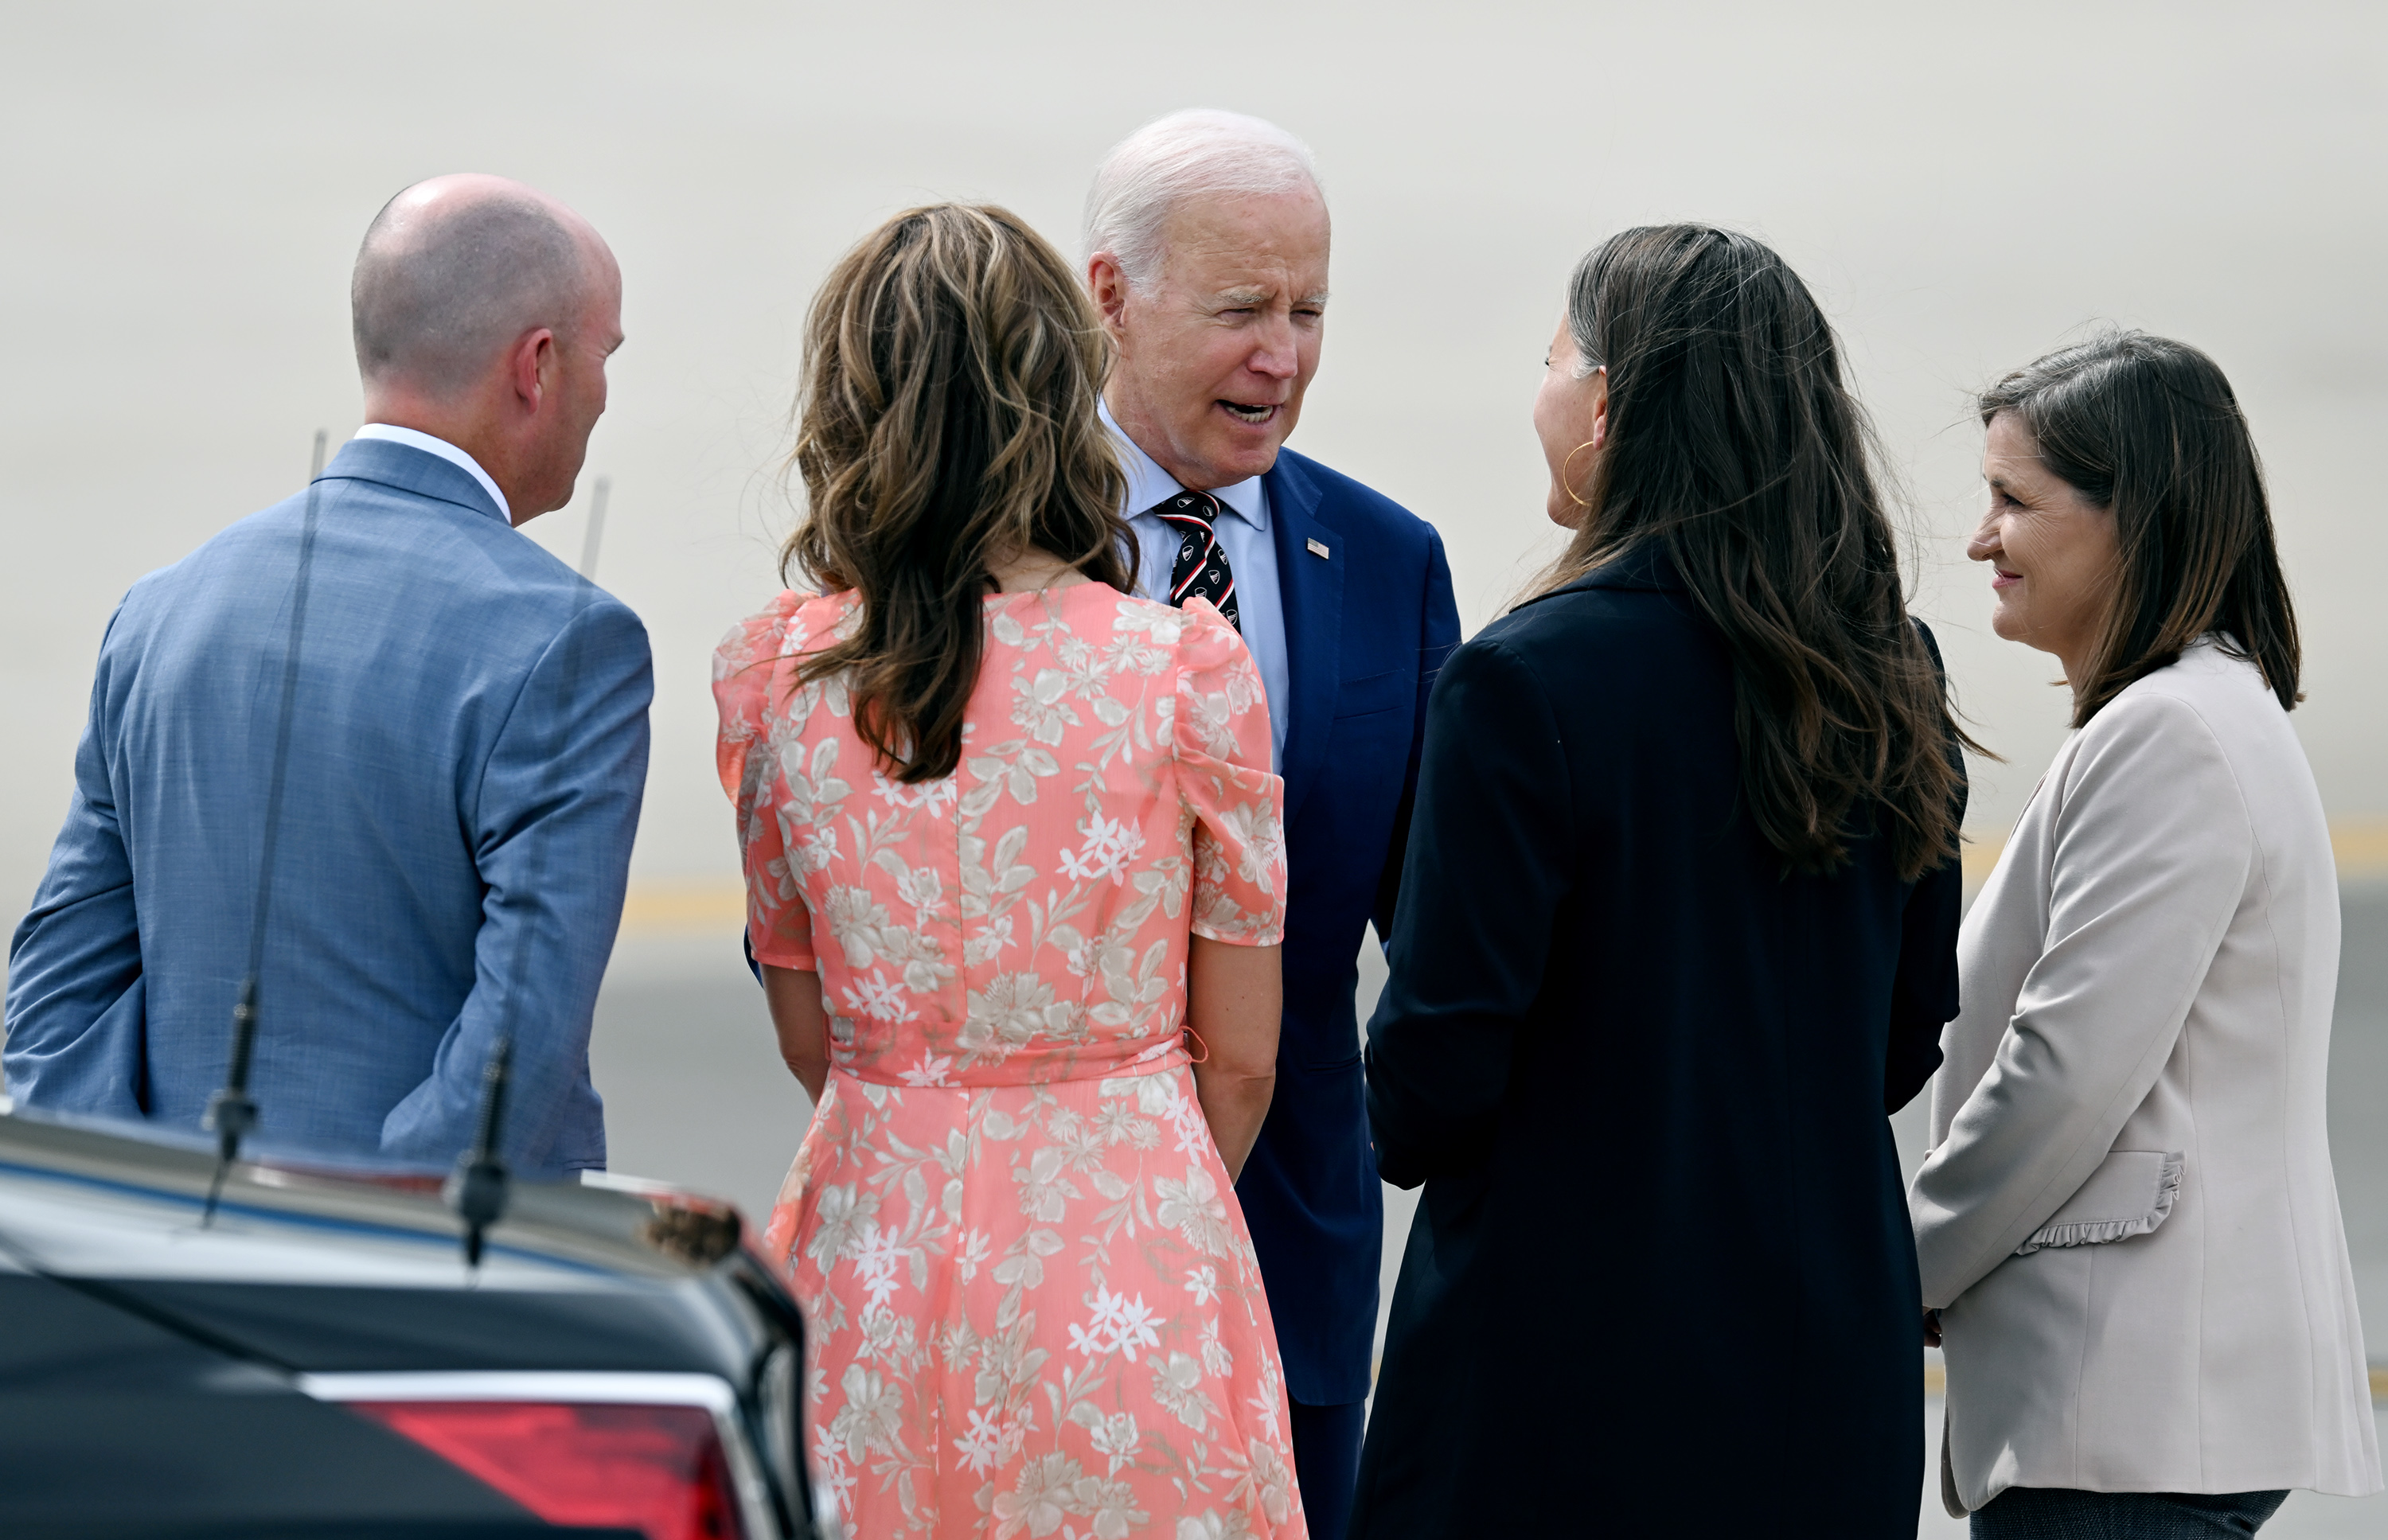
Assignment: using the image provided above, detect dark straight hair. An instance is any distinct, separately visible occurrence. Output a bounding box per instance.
[782,203,1134,782]
[1979,331,2299,727]
[1540,224,1971,883]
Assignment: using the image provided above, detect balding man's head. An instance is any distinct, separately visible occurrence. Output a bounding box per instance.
[351,175,624,523]
[352,174,607,396]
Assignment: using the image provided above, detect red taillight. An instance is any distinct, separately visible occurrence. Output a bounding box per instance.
[350,1400,744,1540]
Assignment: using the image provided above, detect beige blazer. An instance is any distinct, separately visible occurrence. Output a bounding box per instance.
[1911,640,2379,1512]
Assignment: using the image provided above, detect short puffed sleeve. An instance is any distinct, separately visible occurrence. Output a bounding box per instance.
[1171,597,1288,945]
[712,590,818,971]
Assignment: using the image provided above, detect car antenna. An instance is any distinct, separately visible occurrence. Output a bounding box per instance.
[203,428,330,1226]
[576,474,610,579]
[443,552,607,1269]
[446,1035,513,1269]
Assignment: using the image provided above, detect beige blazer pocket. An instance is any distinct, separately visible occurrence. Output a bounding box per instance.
[2014,1149,2184,1254]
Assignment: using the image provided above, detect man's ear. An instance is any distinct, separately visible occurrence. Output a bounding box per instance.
[1086,254,1132,343]
[510,327,557,409]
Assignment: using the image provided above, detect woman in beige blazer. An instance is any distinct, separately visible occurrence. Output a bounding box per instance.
[1911,331,2380,1535]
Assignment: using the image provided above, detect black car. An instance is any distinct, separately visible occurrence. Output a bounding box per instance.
[0,1104,829,1540]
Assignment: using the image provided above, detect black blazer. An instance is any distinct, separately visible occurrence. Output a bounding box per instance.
[1350,547,1962,1539]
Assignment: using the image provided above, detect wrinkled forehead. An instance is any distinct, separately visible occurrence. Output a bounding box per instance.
[1981,411,2054,481]
[1154,189,1331,296]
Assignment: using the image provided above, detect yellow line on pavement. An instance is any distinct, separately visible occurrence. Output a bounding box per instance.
[1965,820,2388,888]
[621,822,2388,936]
[2336,822,2388,881]
[619,879,746,935]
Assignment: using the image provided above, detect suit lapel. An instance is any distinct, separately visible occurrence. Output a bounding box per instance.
[1264,453,1343,825]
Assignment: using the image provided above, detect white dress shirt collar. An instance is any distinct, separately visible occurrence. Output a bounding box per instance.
[352,423,512,523]
[1099,400,1267,529]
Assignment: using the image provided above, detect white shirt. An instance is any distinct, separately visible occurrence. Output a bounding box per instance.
[352,423,511,522]
[1102,402,1290,770]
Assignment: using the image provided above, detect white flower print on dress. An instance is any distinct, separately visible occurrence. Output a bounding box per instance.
[828,1363,905,1464]
[1092,1097,1152,1148]
[1056,811,1147,885]
[1013,1147,1081,1224]
[962,910,1015,966]
[778,736,852,826]
[1200,1315,1233,1377]
[1155,1164,1233,1257]
[810,1422,856,1514]
[897,1052,954,1087]
[806,1183,877,1271]
[1179,1507,1255,1540]
[1233,1438,1297,1525]
[881,855,949,921]
[1066,1285,1164,1363]
[871,766,958,813]
[842,970,915,1025]
[990,1451,1088,1538]
[794,822,840,878]
[1011,669,1083,747]
[850,1222,912,1311]
[1086,1477,1150,1539]
[822,887,898,969]
[1217,801,1286,895]
[1134,1071,1218,1160]
[1071,1406,1141,1475]
[1149,1351,1218,1433]
[973,1314,1052,1407]
[955,1406,1007,1474]
[712,587,1301,1540]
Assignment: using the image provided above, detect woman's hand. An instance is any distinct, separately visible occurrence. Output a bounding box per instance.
[760,963,831,1104]
[1186,937,1281,1181]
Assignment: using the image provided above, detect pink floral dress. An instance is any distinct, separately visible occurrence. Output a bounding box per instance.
[713,582,1303,1540]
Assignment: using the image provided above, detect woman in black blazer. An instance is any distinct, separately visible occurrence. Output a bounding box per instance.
[1350,226,1970,1539]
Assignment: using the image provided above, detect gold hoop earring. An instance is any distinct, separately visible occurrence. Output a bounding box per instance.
[1559,441,1598,509]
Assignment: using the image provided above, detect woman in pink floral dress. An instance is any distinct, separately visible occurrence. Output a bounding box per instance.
[714,204,1303,1540]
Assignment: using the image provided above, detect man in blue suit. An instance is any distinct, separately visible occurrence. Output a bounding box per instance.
[6,174,650,1173]
[1083,110,1461,1538]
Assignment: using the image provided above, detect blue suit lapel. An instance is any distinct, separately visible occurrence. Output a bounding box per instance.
[1264,452,1343,825]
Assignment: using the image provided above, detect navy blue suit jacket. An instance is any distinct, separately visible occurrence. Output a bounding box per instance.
[1239,446,1458,1405]
[4,439,652,1172]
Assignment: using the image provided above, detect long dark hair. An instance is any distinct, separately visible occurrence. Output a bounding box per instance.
[1979,331,2299,726]
[1540,224,1970,882]
[782,203,1134,782]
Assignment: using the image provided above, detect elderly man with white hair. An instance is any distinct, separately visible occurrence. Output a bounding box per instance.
[1085,108,1460,1538]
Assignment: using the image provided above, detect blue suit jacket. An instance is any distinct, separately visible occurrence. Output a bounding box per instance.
[4,439,651,1172]
[1239,447,1458,1405]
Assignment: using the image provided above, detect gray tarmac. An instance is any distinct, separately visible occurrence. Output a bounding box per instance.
[591,886,2388,1536]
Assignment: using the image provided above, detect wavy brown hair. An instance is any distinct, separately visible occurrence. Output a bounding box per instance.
[1541,224,1973,882]
[782,203,1134,782]
[1979,331,2299,727]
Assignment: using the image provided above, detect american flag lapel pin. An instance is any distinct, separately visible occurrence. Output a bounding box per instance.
[1306,538,1330,559]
